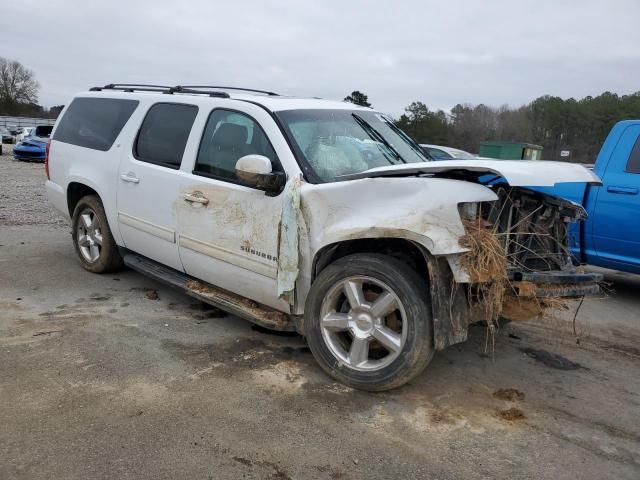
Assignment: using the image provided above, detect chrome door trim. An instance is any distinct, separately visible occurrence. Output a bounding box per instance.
[178,234,277,279]
[118,212,176,243]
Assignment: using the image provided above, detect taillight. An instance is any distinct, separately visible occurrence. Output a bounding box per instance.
[45,139,51,180]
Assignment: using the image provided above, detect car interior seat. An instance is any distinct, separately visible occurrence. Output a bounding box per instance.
[207,123,249,178]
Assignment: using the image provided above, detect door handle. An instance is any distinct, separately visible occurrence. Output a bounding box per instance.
[183,192,210,205]
[607,185,638,195]
[120,173,140,184]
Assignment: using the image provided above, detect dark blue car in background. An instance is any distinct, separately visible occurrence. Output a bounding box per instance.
[13,125,53,161]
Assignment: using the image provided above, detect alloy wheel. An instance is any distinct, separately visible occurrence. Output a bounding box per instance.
[319,276,407,371]
[76,208,103,263]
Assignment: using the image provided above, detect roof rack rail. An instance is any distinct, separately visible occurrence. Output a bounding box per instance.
[89,84,230,98]
[172,86,230,98]
[90,84,171,92]
[180,85,279,96]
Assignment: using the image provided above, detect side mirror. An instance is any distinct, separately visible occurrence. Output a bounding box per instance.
[235,154,286,195]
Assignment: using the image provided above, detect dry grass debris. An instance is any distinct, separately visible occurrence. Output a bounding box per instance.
[459,218,571,326]
[459,218,508,322]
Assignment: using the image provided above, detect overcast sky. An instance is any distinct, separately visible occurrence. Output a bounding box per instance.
[2,0,639,115]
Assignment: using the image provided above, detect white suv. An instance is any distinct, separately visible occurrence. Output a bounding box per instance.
[46,84,601,390]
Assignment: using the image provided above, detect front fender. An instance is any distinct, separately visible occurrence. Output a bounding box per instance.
[289,176,498,314]
[301,176,498,257]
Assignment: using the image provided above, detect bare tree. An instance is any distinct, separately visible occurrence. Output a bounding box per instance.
[0,57,40,114]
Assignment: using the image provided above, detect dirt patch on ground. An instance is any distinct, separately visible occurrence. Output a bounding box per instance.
[430,408,460,425]
[231,455,292,479]
[496,408,527,421]
[162,335,321,394]
[144,289,159,300]
[493,388,525,402]
[251,360,307,393]
[161,336,312,373]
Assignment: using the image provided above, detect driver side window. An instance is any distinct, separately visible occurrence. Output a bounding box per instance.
[194,109,278,183]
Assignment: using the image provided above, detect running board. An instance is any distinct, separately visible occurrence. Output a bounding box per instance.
[123,253,293,331]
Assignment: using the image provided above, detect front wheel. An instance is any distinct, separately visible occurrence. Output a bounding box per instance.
[304,253,434,391]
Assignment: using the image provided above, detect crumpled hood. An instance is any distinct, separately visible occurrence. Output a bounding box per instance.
[340,159,602,187]
[298,176,499,258]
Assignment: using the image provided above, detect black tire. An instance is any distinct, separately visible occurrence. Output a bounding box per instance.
[304,253,434,391]
[71,195,123,273]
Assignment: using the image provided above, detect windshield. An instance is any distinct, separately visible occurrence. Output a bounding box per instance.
[276,109,430,182]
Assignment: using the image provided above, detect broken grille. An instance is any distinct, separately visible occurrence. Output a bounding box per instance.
[479,187,584,273]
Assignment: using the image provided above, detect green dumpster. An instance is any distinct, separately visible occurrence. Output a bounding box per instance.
[479,141,543,160]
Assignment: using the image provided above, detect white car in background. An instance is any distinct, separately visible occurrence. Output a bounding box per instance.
[420,143,478,160]
[15,127,35,142]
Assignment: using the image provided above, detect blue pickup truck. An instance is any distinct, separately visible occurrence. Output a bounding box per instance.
[537,120,640,274]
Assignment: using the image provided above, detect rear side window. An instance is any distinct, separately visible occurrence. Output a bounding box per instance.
[134,103,198,169]
[53,97,138,151]
[626,136,640,174]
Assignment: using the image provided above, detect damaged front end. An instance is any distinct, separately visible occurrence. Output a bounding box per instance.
[460,186,602,319]
[432,186,602,350]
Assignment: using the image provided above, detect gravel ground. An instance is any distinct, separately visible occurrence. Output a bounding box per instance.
[0,144,66,226]
[1,153,639,479]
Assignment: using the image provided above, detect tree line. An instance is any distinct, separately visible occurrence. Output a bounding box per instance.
[1,58,638,162]
[345,90,640,163]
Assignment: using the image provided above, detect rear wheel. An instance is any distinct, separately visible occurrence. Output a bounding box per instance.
[71,195,123,273]
[304,253,434,391]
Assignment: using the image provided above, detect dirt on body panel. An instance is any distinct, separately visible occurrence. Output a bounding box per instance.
[176,184,281,265]
[184,280,290,330]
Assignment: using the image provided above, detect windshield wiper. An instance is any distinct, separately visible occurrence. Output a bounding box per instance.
[383,119,433,161]
[352,113,405,164]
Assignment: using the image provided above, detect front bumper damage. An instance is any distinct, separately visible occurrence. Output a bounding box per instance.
[509,271,603,298]
[432,186,602,350]
[491,186,602,299]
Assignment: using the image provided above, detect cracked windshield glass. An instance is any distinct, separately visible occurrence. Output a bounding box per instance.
[277,109,429,182]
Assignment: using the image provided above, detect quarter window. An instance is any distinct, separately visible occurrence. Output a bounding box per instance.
[53,97,138,151]
[134,103,198,169]
[626,136,640,174]
[194,109,278,183]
